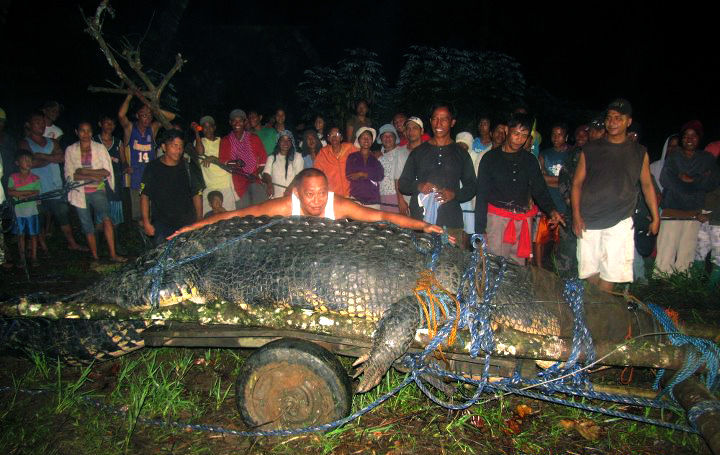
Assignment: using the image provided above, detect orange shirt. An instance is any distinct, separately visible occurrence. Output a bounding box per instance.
[313,143,354,197]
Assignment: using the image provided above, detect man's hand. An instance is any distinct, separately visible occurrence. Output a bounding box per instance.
[167,226,189,240]
[397,197,409,216]
[649,217,660,235]
[347,172,367,181]
[265,182,274,198]
[548,210,566,228]
[201,156,219,168]
[573,214,585,238]
[436,188,455,204]
[697,213,710,223]
[143,221,155,237]
[93,169,111,181]
[422,223,456,244]
[418,182,435,194]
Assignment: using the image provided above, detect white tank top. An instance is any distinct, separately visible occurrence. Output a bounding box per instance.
[291,191,335,220]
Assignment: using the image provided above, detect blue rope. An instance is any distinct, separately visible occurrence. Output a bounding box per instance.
[531,279,595,389]
[646,302,720,400]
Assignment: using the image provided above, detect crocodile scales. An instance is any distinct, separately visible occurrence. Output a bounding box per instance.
[0,216,560,392]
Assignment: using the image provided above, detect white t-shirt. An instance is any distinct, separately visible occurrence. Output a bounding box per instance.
[377,145,410,202]
[44,124,63,141]
[267,153,304,198]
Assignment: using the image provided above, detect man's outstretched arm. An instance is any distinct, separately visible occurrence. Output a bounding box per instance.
[334,196,444,235]
[167,197,290,239]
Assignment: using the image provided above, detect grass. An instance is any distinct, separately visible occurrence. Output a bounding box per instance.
[55,360,93,414]
[632,260,720,310]
[0,345,711,455]
[112,349,200,419]
[0,227,716,453]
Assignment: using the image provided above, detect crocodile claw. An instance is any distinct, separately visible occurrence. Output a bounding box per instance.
[352,298,421,393]
[353,352,394,393]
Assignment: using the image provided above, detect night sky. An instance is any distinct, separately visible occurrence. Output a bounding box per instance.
[1,0,717,156]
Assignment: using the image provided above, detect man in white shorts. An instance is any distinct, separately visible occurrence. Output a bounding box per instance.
[571,99,659,292]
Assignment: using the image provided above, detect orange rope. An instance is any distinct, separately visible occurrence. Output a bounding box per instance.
[619,322,634,385]
[414,270,462,358]
[664,308,681,328]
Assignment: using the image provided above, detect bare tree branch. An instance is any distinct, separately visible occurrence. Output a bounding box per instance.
[82,0,186,130]
[157,54,186,98]
[123,48,157,92]
[81,0,141,95]
[87,86,151,96]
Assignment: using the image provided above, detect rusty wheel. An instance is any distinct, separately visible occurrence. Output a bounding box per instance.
[236,338,352,431]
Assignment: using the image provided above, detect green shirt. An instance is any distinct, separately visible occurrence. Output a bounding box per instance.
[256,127,278,157]
[8,172,41,217]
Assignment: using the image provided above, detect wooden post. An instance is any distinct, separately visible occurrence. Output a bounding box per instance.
[661,374,720,455]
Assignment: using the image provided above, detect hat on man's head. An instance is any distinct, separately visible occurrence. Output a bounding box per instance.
[199,115,215,126]
[0,108,6,121]
[42,100,63,111]
[574,124,589,135]
[455,132,473,150]
[589,117,605,131]
[229,109,247,120]
[680,120,704,138]
[354,127,377,148]
[607,98,632,117]
[405,116,423,130]
[377,123,398,144]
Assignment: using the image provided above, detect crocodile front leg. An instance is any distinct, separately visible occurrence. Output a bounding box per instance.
[353,297,421,393]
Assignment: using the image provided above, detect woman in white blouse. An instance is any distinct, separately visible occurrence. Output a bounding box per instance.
[65,121,125,262]
[264,130,304,198]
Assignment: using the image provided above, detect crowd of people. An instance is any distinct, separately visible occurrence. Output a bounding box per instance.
[1,95,719,292]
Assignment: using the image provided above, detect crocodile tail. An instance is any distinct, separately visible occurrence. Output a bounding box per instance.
[0,318,149,364]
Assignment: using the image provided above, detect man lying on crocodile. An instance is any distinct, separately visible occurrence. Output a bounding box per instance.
[169,167,448,240]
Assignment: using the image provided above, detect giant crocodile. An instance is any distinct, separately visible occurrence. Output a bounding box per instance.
[0,215,642,392]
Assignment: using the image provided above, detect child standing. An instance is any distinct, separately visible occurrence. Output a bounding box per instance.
[8,150,41,267]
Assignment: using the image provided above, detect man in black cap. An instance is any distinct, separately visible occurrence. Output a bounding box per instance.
[571,99,659,292]
[588,117,606,142]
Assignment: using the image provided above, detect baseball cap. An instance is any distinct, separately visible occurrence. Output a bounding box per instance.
[229,109,247,120]
[199,115,215,126]
[589,117,605,130]
[607,98,632,116]
[405,116,423,129]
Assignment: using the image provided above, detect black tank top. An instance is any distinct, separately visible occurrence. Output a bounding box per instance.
[580,138,646,229]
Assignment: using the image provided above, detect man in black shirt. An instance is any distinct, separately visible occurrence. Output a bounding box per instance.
[398,104,476,245]
[475,113,563,265]
[141,130,203,245]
